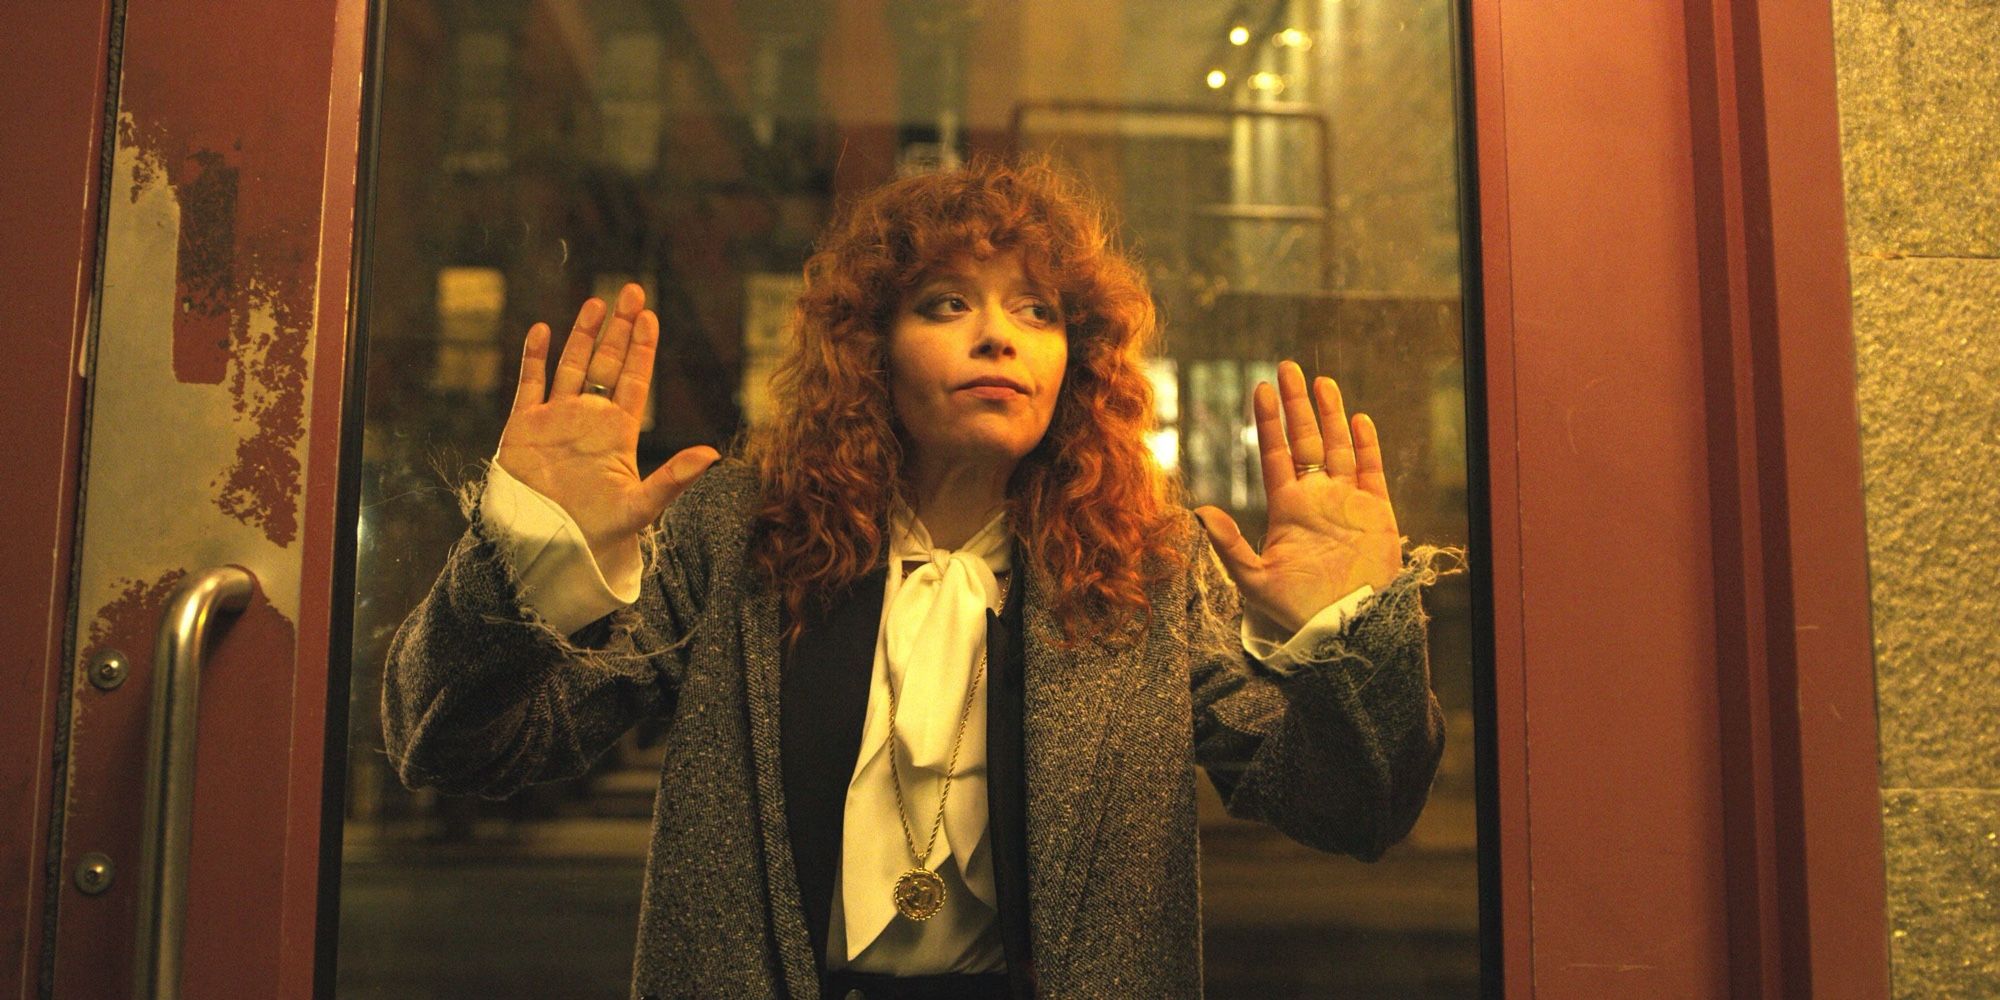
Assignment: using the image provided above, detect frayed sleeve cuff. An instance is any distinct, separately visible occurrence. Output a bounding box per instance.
[1239,584,1377,676]
[480,458,641,636]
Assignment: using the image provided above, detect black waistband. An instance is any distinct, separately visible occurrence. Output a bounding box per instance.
[822,968,1012,1000]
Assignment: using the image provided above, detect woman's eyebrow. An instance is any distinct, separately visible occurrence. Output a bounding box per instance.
[916,266,977,286]
[909,269,1057,302]
[1017,283,1061,308]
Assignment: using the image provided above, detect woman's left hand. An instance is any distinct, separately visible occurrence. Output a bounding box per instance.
[1195,360,1405,634]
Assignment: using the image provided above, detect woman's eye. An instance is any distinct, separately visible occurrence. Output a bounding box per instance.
[923,294,970,317]
[1024,302,1059,324]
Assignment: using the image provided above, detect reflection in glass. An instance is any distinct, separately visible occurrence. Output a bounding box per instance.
[339,1,1476,996]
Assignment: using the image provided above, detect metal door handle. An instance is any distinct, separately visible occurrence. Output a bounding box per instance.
[132,565,254,1000]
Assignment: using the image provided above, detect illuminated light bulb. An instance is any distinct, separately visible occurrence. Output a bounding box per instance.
[1275,27,1312,48]
[1206,69,1228,89]
[1229,25,1250,45]
[1249,71,1284,92]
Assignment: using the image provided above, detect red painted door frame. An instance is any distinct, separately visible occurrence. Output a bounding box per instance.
[1469,0,1888,995]
[3,0,1887,997]
[0,5,115,996]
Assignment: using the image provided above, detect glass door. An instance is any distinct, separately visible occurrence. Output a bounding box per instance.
[333,1,1486,997]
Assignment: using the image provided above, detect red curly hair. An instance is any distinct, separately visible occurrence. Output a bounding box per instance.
[743,156,1190,647]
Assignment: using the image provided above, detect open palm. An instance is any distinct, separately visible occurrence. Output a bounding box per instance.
[1195,360,1404,634]
[496,284,719,566]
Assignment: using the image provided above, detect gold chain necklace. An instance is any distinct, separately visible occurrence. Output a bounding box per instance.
[881,568,1006,921]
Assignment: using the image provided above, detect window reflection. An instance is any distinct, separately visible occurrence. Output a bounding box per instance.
[341,1,1477,996]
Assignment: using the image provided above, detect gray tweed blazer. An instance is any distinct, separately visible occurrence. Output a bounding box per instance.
[383,459,1447,999]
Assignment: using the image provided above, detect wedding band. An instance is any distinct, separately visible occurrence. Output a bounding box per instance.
[1294,462,1327,475]
[583,381,614,398]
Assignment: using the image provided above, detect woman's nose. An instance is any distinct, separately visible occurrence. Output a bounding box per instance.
[970,304,1019,357]
[972,331,1017,359]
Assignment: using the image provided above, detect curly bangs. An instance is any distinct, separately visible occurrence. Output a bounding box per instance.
[743,156,1191,647]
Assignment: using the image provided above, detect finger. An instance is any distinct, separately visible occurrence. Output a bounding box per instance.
[1193,506,1262,583]
[511,323,551,412]
[549,297,608,397]
[1252,381,1295,490]
[1353,413,1391,502]
[1315,376,1358,482]
[1277,361,1325,471]
[640,445,723,517]
[614,308,658,419]
[584,283,645,392]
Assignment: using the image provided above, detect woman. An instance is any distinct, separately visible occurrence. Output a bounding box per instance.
[384,159,1453,1000]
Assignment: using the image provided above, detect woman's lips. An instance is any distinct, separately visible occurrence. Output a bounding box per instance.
[959,384,1024,400]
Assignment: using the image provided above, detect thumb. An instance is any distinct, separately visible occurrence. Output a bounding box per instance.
[640,445,722,518]
[1193,506,1261,584]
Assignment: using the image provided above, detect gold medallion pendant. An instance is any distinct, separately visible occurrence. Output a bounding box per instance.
[893,867,947,921]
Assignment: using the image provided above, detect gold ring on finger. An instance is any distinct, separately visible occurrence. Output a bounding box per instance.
[583,381,614,398]
[1294,462,1326,475]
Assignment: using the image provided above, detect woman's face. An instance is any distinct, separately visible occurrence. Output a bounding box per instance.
[887,251,1069,473]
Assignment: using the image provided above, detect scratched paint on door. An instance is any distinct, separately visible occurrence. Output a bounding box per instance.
[121,82,318,547]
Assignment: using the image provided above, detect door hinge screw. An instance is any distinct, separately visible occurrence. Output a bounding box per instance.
[74,853,114,895]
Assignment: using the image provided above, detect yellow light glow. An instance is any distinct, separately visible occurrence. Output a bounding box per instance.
[1249,71,1284,92]
[1228,25,1250,45]
[1205,69,1228,89]
[1147,428,1181,471]
[1275,28,1312,48]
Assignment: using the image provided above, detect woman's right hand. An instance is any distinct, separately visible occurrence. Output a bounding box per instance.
[496,283,720,569]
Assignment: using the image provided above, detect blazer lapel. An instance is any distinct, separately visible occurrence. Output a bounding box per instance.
[1019,566,1142,956]
[986,559,1035,998]
[738,584,821,999]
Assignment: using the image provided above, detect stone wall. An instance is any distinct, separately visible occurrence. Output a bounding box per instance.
[1831,1,2000,993]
